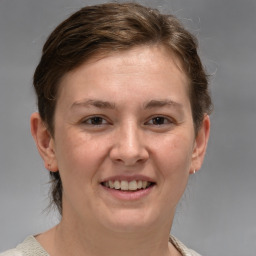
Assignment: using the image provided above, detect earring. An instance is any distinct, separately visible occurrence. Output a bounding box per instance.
[193,169,196,174]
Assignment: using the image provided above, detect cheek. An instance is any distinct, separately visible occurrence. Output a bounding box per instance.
[153,132,194,193]
[159,136,193,201]
[54,132,104,206]
[55,130,109,179]
[153,133,194,174]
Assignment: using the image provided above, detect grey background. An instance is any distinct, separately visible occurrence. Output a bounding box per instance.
[0,0,255,255]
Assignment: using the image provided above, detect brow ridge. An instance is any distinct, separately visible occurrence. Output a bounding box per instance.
[71,99,116,109]
[71,98,182,110]
[144,99,183,109]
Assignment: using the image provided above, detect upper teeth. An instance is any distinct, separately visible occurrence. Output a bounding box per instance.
[103,180,151,191]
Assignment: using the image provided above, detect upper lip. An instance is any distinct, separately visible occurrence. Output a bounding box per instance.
[100,175,156,183]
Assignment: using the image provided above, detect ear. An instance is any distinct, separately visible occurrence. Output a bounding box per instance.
[30,112,58,172]
[190,115,210,174]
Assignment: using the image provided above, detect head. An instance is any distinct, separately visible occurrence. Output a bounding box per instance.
[32,2,212,215]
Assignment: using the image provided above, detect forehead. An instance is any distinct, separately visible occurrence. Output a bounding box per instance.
[57,45,190,106]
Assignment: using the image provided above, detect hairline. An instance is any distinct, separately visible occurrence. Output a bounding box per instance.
[48,43,194,135]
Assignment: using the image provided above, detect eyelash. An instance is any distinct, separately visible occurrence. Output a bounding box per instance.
[82,115,173,127]
[145,116,173,126]
[82,116,109,126]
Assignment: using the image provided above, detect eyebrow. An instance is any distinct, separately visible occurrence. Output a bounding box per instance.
[143,99,183,110]
[71,99,183,110]
[71,99,116,110]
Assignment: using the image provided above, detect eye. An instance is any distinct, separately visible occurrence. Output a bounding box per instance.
[83,116,108,125]
[146,116,172,126]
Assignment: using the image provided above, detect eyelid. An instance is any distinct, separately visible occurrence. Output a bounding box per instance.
[145,115,174,125]
[81,115,110,125]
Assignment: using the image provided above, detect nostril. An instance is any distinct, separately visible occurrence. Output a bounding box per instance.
[109,135,149,166]
[109,148,149,165]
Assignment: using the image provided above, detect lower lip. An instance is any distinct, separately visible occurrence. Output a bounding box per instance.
[101,185,154,201]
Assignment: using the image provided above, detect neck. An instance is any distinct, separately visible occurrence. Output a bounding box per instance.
[36,197,181,256]
[58,222,172,256]
[39,215,178,256]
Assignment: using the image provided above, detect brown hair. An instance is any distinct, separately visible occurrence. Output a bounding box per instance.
[33,2,212,215]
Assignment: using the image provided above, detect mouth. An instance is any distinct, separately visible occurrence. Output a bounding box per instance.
[100,180,155,192]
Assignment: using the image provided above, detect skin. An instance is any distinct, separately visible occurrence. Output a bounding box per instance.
[31,45,210,256]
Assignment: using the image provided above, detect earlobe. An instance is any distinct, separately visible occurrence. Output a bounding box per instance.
[190,115,210,174]
[30,112,58,172]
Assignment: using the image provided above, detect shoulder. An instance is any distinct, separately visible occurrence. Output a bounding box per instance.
[170,235,202,256]
[0,248,22,256]
[0,236,49,256]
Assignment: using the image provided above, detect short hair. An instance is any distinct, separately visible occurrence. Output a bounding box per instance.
[33,2,213,214]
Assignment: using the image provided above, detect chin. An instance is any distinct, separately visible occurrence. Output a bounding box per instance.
[100,208,160,233]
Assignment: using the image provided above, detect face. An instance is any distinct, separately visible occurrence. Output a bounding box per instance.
[32,45,209,234]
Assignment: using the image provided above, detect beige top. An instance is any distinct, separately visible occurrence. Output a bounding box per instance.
[0,235,201,256]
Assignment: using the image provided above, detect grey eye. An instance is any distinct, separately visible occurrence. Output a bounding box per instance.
[152,117,166,125]
[147,116,171,125]
[85,116,107,125]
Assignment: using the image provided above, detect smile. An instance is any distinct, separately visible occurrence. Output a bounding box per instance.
[101,180,154,191]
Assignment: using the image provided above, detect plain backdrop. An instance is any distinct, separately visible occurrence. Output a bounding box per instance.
[0,0,255,255]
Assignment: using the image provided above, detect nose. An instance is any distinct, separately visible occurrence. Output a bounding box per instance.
[109,123,149,166]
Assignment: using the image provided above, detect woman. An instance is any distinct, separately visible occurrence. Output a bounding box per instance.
[1,2,212,256]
